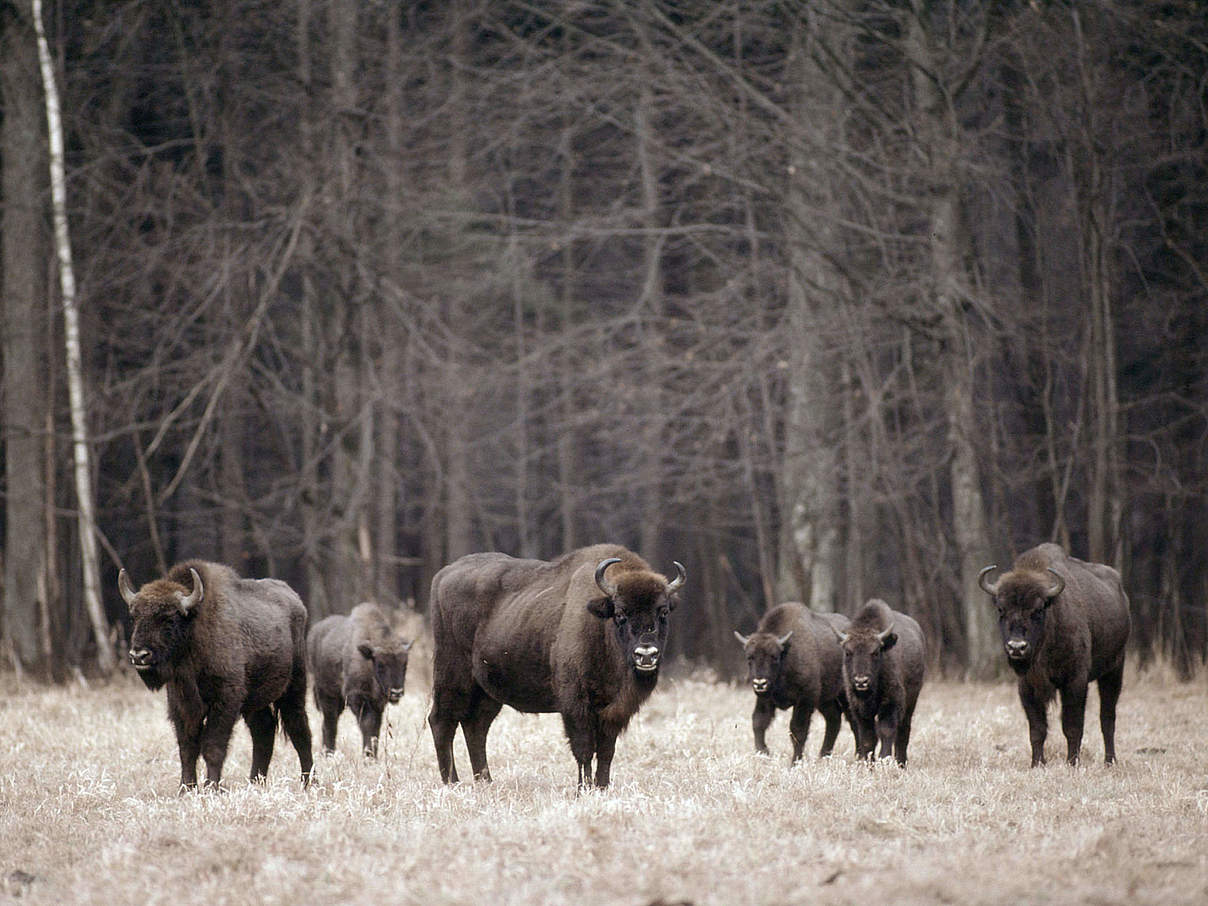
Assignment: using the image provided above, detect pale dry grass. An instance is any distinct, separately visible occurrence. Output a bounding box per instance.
[1,665,1204,905]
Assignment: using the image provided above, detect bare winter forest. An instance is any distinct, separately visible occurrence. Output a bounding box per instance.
[1,1,1206,680]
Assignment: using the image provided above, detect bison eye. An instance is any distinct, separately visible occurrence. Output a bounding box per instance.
[614,613,628,626]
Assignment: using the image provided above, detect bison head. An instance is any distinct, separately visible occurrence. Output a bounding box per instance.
[835,623,896,698]
[358,638,413,704]
[734,630,793,696]
[587,557,685,674]
[118,567,203,691]
[979,564,1064,672]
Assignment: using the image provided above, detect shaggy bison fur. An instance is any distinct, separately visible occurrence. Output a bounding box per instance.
[119,560,313,790]
[978,542,1130,766]
[428,543,685,788]
[734,603,853,762]
[307,602,412,757]
[835,599,926,766]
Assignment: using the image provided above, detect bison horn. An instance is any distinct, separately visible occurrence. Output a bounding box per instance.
[831,625,849,645]
[117,568,138,607]
[977,564,1000,597]
[776,631,793,649]
[177,567,204,615]
[665,560,686,594]
[594,558,623,597]
[876,622,896,644]
[1045,567,1065,599]
[733,630,750,647]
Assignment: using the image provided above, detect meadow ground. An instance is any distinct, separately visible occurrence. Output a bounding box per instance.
[0,662,1204,906]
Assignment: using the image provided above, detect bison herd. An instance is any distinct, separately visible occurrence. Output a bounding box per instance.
[117,541,1130,792]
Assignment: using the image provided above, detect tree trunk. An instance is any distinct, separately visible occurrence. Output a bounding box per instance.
[2,0,49,677]
[33,0,114,672]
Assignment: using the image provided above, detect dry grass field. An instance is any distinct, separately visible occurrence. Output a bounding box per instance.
[1,662,1204,906]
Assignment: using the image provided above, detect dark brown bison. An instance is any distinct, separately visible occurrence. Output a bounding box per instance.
[307,602,413,757]
[978,542,1130,766]
[428,543,685,788]
[733,603,853,762]
[834,599,925,766]
[119,560,313,790]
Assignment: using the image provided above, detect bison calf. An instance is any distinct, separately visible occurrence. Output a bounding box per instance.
[734,603,853,763]
[307,603,412,757]
[835,599,925,766]
[119,560,313,790]
[428,543,685,788]
[978,542,1130,766]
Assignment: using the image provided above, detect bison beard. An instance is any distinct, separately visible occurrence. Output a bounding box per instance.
[427,544,685,788]
[120,561,314,791]
[979,543,1130,766]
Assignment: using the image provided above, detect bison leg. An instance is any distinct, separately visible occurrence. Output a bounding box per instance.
[316,692,344,755]
[1058,683,1088,766]
[852,714,877,760]
[199,702,241,789]
[1019,682,1048,767]
[593,725,618,788]
[788,703,813,763]
[1097,663,1124,765]
[561,711,597,790]
[278,676,314,786]
[875,706,898,762]
[167,683,204,791]
[894,706,914,767]
[751,698,775,755]
[817,701,842,758]
[246,707,277,782]
[462,690,503,782]
[355,701,383,758]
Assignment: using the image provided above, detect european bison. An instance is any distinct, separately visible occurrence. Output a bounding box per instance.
[978,542,1130,766]
[733,603,853,763]
[835,599,925,766]
[119,560,313,790]
[307,602,413,757]
[428,543,685,788]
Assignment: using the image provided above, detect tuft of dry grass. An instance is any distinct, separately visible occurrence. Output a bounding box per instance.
[0,664,1204,905]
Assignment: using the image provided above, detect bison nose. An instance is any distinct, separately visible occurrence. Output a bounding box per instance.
[1005,640,1029,659]
[129,647,153,668]
[852,674,871,692]
[388,688,404,703]
[752,678,769,693]
[634,644,660,672]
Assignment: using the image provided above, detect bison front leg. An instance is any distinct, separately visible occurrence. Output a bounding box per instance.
[788,703,813,764]
[462,691,503,781]
[875,706,898,762]
[1058,682,1088,766]
[817,701,843,758]
[200,701,241,789]
[561,711,597,790]
[593,723,619,789]
[167,684,203,791]
[751,698,775,755]
[355,702,383,758]
[1018,682,1048,767]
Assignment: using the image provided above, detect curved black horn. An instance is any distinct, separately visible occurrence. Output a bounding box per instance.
[1045,567,1065,599]
[977,565,1000,597]
[665,561,686,593]
[117,568,138,607]
[594,558,622,597]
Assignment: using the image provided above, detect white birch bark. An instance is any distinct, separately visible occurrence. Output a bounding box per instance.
[32,0,114,672]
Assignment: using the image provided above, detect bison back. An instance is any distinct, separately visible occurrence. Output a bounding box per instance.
[308,613,352,703]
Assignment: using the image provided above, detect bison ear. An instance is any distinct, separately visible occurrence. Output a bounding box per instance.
[358,643,375,660]
[586,595,614,620]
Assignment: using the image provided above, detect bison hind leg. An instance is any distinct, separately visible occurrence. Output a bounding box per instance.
[277,677,314,786]
[247,707,278,782]
[1097,663,1124,765]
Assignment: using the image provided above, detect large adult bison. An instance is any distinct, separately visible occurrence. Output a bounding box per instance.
[733,603,853,763]
[978,542,1130,766]
[308,602,413,757]
[834,599,925,766]
[119,560,313,790]
[428,543,685,788]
